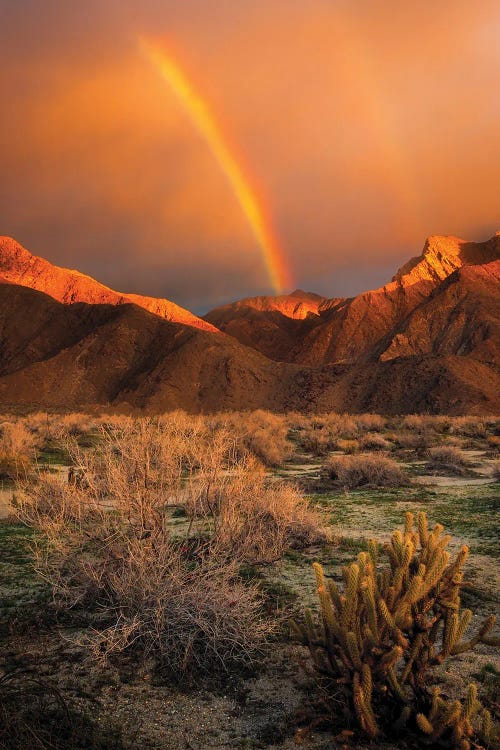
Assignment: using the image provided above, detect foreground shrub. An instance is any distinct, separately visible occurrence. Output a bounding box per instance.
[15,418,318,675]
[293,512,499,747]
[426,446,471,475]
[186,457,326,564]
[325,453,407,488]
[14,422,275,675]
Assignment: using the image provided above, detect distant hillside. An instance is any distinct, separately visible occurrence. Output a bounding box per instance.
[0,233,498,414]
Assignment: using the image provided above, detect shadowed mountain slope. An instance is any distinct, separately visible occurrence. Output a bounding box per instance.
[204,289,329,362]
[0,233,498,414]
[0,280,294,411]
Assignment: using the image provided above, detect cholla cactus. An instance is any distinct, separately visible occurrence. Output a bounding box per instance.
[292,512,499,745]
[415,684,496,749]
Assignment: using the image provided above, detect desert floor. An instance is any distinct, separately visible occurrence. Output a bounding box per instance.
[1,413,498,750]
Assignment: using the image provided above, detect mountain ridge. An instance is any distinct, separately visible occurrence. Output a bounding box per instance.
[0,232,498,414]
[205,233,499,366]
[0,236,217,333]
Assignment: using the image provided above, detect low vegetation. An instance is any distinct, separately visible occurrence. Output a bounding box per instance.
[1,410,498,749]
[427,445,471,474]
[14,418,326,676]
[0,421,38,480]
[324,453,407,488]
[293,512,499,747]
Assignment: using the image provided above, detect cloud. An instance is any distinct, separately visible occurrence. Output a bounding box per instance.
[1,0,498,310]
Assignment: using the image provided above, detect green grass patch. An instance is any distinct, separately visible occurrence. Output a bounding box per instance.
[0,523,37,567]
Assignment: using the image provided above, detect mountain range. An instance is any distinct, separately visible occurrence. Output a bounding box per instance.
[0,232,498,414]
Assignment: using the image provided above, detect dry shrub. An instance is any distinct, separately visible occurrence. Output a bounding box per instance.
[15,417,323,675]
[354,414,386,432]
[23,411,55,438]
[402,415,454,434]
[23,413,97,452]
[58,413,96,437]
[95,413,135,431]
[403,414,430,432]
[295,414,358,456]
[492,461,500,481]
[325,453,407,488]
[186,456,326,564]
[487,435,500,452]
[297,426,336,456]
[336,439,359,454]
[80,539,270,676]
[359,433,392,451]
[426,445,470,475]
[449,417,489,439]
[210,410,292,467]
[0,421,39,479]
[392,429,433,454]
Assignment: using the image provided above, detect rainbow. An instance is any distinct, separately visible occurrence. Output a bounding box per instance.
[139,37,291,295]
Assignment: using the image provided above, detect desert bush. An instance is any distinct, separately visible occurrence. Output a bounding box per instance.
[23,411,55,439]
[24,412,96,444]
[15,417,323,675]
[207,410,292,467]
[392,429,433,455]
[0,422,39,479]
[486,435,500,452]
[191,458,326,563]
[239,410,292,466]
[16,494,272,677]
[402,415,454,434]
[58,413,96,437]
[449,417,489,439]
[95,413,134,431]
[295,414,358,456]
[297,425,336,456]
[81,537,270,676]
[324,453,407,488]
[293,512,499,746]
[427,446,470,475]
[336,438,359,454]
[403,414,429,432]
[359,432,392,451]
[355,414,386,432]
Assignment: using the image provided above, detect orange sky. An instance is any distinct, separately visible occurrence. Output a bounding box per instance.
[1,0,498,310]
